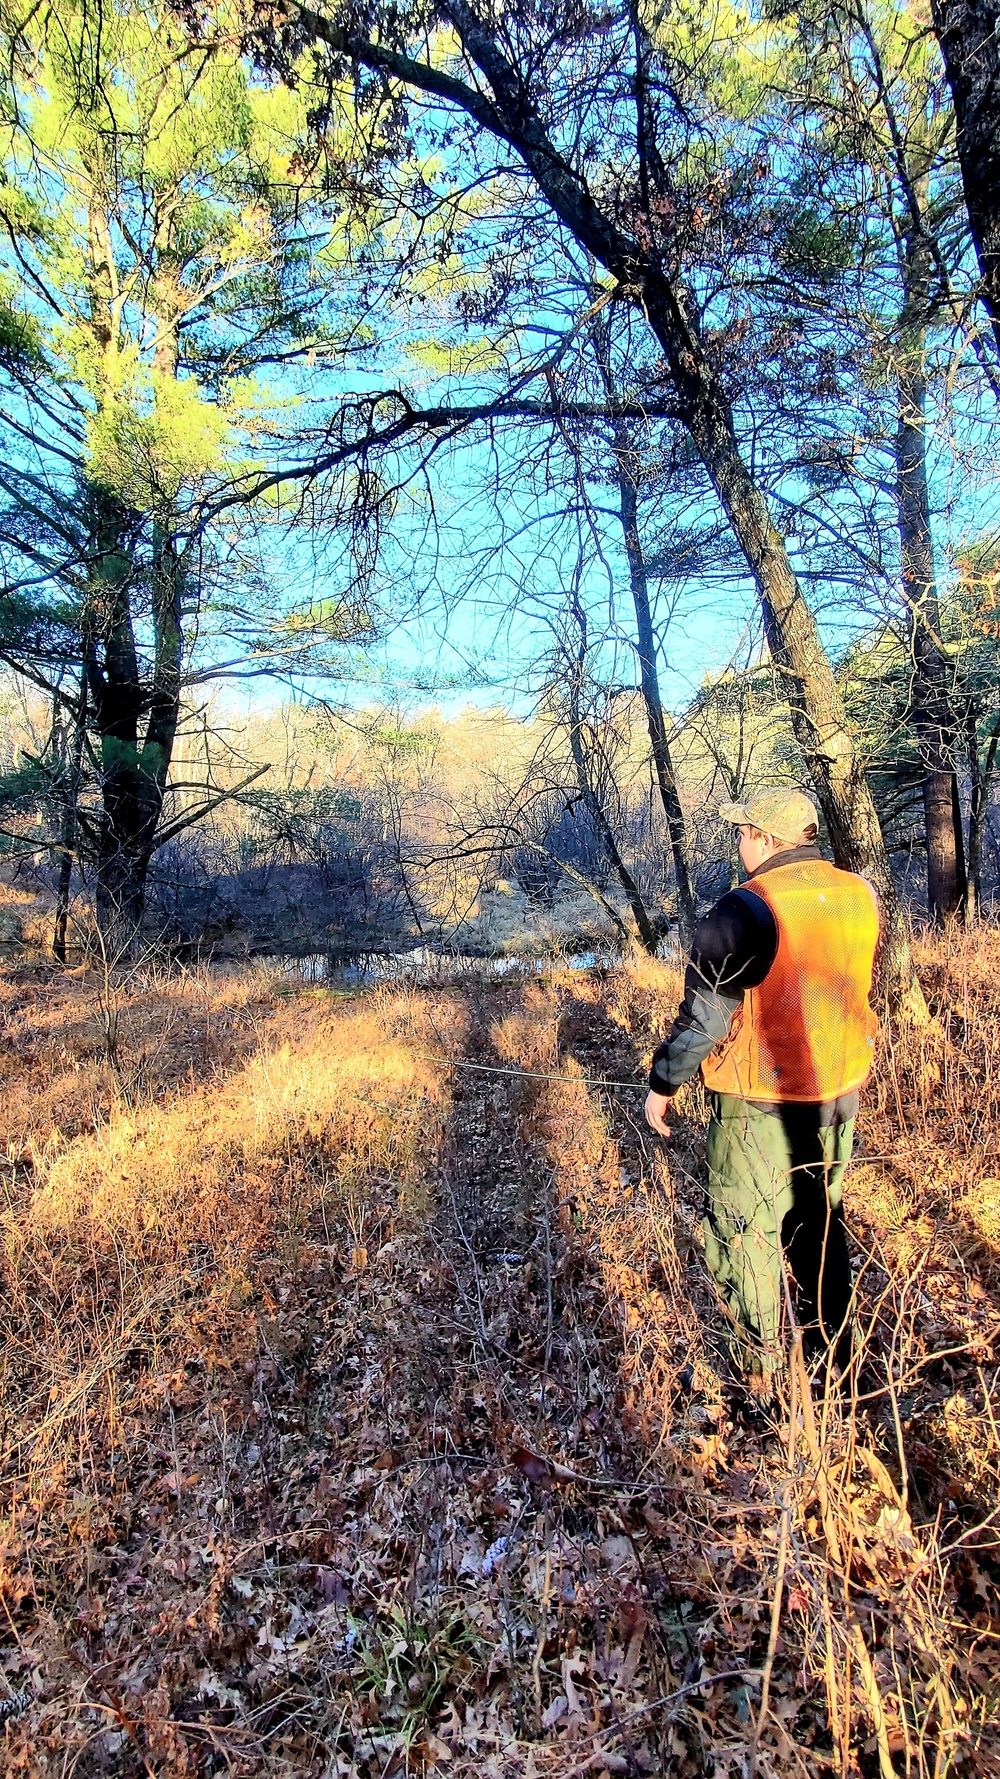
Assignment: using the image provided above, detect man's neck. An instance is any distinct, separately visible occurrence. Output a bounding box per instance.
[748,844,823,881]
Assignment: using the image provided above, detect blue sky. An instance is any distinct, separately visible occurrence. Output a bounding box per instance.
[3,18,998,739]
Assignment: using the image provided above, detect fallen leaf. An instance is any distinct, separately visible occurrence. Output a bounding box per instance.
[512,1445,580,1483]
[618,1592,648,1688]
[314,1568,349,1605]
[422,1731,453,1763]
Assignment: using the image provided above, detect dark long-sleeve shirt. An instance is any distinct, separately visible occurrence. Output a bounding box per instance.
[648,845,859,1122]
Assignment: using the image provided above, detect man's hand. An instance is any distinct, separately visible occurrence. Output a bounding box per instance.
[644,1090,672,1138]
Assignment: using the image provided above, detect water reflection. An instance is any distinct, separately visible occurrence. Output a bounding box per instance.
[261,945,623,987]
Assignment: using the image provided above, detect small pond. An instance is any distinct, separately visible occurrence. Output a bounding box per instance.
[259,939,684,988]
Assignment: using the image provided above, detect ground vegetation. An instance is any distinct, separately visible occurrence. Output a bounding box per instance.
[0,933,997,1774]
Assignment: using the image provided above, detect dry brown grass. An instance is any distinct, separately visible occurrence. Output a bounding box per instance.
[0,932,997,1777]
[0,967,461,1771]
[0,961,291,1154]
[528,954,999,1778]
[2,972,452,1461]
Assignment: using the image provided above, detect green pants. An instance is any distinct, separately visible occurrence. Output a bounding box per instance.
[703,1093,855,1375]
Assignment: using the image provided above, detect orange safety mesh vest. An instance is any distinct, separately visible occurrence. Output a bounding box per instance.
[700,858,880,1103]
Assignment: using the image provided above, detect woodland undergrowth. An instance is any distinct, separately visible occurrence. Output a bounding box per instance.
[0,935,996,1776]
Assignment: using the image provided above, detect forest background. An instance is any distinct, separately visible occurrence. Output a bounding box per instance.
[1,0,1000,979]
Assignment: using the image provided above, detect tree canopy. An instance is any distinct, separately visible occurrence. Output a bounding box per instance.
[0,0,997,975]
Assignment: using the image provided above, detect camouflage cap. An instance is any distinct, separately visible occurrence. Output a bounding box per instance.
[718,786,820,845]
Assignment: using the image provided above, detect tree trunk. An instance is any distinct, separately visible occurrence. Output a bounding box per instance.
[895,227,966,920]
[566,593,659,952]
[667,351,920,1009]
[82,488,145,957]
[609,422,696,941]
[931,0,1000,362]
[84,492,183,960]
[53,668,88,965]
[966,704,1000,918]
[53,833,74,965]
[589,320,696,939]
[82,233,187,959]
[952,771,968,893]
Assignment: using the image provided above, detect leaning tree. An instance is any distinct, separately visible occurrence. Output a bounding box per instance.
[931,0,1000,361]
[228,0,933,1001]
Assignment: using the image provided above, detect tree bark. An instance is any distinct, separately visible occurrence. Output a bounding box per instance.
[292,0,924,1010]
[53,668,88,965]
[99,612,183,949]
[611,439,696,942]
[965,703,1000,917]
[895,227,966,920]
[83,488,147,954]
[931,0,1000,362]
[83,491,184,957]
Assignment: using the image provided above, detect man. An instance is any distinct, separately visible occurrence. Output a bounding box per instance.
[644,787,880,1389]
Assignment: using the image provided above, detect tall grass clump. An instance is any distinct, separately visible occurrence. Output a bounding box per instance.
[0,982,455,1509]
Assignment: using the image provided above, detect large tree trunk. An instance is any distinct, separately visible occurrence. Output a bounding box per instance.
[83,490,148,957]
[82,228,186,960]
[53,668,88,965]
[84,492,184,960]
[895,229,966,920]
[931,0,1000,362]
[665,351,920,1009]
[83,201,155,958]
